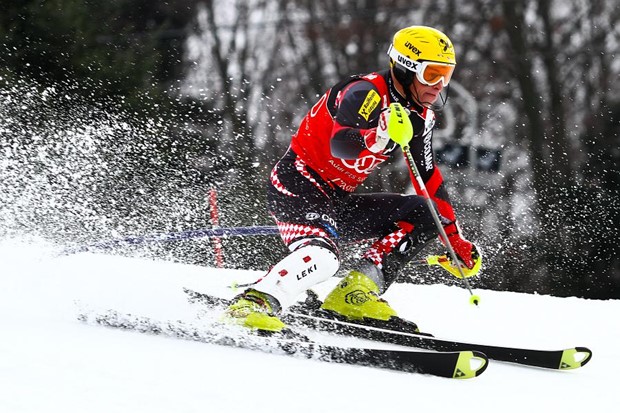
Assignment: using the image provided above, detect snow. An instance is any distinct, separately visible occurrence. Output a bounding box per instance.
[1,239,617,413]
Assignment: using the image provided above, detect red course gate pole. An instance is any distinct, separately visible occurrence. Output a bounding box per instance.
[208,188,224,268]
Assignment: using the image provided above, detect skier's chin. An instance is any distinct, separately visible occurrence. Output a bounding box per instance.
[422,93,439,104]
[419,96,438,108]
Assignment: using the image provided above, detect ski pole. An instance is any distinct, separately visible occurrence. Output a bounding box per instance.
[402,145,480,306]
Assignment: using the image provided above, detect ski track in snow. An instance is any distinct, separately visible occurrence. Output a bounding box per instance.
[0,240,617,413]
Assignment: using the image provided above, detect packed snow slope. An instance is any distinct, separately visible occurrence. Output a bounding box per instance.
[1,239,617,413]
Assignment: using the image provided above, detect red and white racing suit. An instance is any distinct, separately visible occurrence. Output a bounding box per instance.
[267,70,459,286]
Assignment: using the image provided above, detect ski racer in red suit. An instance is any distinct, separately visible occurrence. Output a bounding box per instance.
[226,26,482,332]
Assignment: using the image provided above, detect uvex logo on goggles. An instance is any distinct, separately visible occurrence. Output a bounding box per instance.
[388,45,455,87]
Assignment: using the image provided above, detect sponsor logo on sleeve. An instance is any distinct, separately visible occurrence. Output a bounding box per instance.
[358,90,380,120]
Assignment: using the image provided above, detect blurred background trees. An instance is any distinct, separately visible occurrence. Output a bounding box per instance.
[1,0,618,298]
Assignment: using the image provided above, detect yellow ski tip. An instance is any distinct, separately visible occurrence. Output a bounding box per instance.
[559,347,593,370]
[453,351,489,379]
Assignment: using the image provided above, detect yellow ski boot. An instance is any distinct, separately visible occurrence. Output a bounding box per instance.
[225,289,286,332]
[321,270,398,321]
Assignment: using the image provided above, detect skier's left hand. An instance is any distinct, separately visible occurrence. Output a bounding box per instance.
[448,234,478,269]
[443,225,482,278]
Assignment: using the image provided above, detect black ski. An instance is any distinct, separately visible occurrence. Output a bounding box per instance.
[184,288,592,371]
[285,310,592,370]
[78,308,488,379]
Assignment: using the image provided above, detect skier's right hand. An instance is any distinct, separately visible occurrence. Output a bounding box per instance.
[365,103,413,152]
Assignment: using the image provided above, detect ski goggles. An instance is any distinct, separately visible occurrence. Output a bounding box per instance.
[388,45,455,87]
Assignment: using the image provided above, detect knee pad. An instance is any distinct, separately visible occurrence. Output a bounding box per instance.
[254,242,340,309]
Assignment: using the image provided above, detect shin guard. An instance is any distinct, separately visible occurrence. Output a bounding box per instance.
[253,240,340,309]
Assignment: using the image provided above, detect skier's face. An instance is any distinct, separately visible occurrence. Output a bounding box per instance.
[411,77,443,107]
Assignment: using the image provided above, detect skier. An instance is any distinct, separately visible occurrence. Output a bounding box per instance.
[226,25,481,332]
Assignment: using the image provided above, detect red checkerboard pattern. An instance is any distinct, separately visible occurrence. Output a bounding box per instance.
[294,157,329,197]
[362,228,408,269]
[275,220,330,246]
[270,165,298,197]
